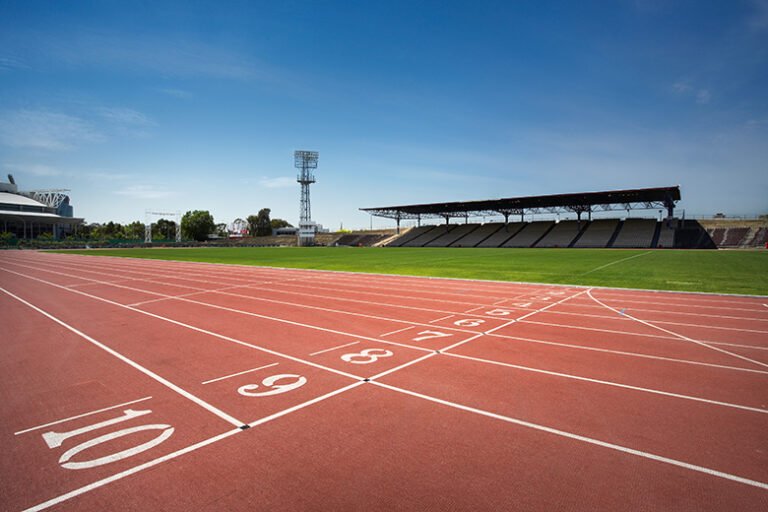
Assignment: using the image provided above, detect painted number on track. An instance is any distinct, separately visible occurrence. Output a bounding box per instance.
[41,408,174,470]
[341,348,393,364]
[238,374,307,397]
[412,330,453,342]
[453,319,485,327]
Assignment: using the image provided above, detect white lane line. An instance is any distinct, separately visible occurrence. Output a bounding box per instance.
[588,290,768,370]
[51,256,768,341]
[0,287,246,428]
[439,333,486,353]
[0,267,364,381]
[248,380,365,428]
[558,300,768,323]
[16,250,768,303]
[519,320,768,352]
[1,260,445,352]
[24,380,366,512]
[14,396,153,436]
[487,331,768,375]
[380,325,416,338]
[6,258,767,376]
[539,307,768,333]
[368,353,438,381]
[370,381,768,491]
[22,428,242,512]
[201,363,279,385]
[483,289,590,335]
[33,257,525,317]
[7,262,764,416]
[429,314,455,324]
[49,258,768,366]
[128,284,251,308]
[309,341,361,356]
[444,351,768,414]
[580,251,653,276]
[127,290,211,307]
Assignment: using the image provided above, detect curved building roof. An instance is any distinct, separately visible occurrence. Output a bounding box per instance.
[0,191,47,207]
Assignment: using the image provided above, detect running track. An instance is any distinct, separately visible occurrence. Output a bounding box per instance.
[1,250,766,511]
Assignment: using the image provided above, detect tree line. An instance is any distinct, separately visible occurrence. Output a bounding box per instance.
[69,208,292,241]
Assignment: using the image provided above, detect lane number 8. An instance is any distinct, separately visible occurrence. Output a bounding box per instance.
[340,348,393,364]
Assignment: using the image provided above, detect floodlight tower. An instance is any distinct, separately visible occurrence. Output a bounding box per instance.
[295,150,318,246]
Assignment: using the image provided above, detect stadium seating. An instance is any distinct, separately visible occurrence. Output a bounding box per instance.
[450,223,500,247]
[402,224,456,247]
[534,220,583,248]
[476,223,526,247]
[573,219,619,248]
[722,227,751,247]
[335,233,391,247]
[611,219,657,248]
[749,227,767,247]
[656,223,675,248]
[503,221,555,247]
[707,228,727,246]
[425,223,480,247]
[386,226,436,247]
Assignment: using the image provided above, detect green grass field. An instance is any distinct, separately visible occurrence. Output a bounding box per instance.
[52,247,768,296]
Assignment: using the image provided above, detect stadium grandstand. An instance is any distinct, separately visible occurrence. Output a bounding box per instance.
[361,186,704,249]
[0,175,82,239]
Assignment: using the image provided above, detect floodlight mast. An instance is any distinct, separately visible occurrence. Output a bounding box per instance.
[295,150,318,246]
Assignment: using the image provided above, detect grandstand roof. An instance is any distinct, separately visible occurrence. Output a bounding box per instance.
[361,186,681,220]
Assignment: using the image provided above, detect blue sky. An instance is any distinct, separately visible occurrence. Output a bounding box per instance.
[1,0,766,229]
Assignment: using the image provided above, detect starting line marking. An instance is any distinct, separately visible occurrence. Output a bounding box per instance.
[380,325,415,337]
[429,314,455,324]
[22,428,242,512]
[0,286,246,429]
[201,363,279,385]
[14,396,153,436]
[483,289,590,335]
[309,341,361,356]
[24,380,367,512]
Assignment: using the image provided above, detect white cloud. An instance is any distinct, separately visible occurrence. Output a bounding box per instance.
[749,0,768,30]
[35,30,268,81]
[696,89,712,104]
[259,176,296,189]
[98,107,152,125]
[0,56,28,72]
[3,163,62,176]
[115,184,174,199]
[0,109,103,150]
[671,81,712,105]
[81,171,133,181]
[158,88,193,99]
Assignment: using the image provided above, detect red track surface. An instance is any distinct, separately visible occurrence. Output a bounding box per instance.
[1,250,766,511]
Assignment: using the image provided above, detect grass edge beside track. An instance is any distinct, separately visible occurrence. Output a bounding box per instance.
[46,247,768,296]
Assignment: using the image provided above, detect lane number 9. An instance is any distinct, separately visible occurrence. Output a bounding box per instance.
[238,374,307,397]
